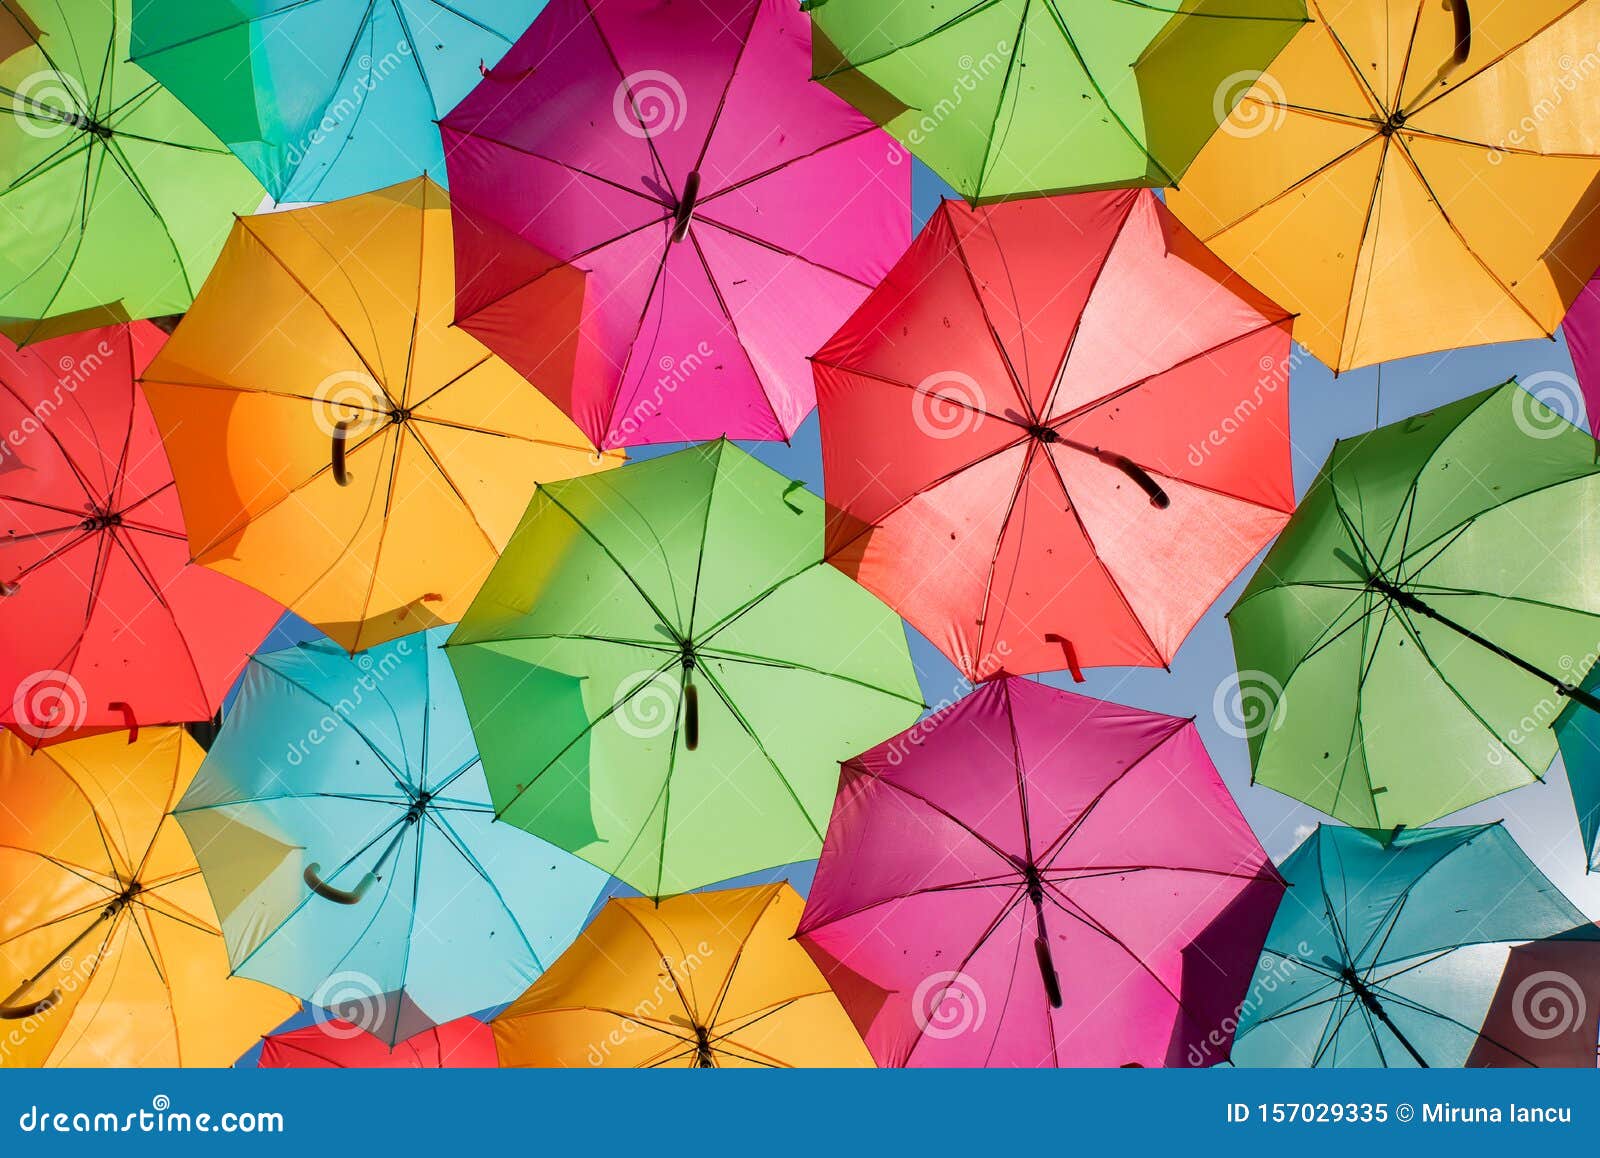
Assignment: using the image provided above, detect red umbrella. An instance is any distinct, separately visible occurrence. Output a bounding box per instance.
[814,190,1295,682]
[259,1018,498,1069]
[0,323,281,741]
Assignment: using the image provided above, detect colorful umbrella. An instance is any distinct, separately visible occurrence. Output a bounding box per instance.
[0,322,282,740]
[796,677,1284,1068]
[132,0,535,204]
[1167,0,1600,371]
[0,727,297,1067]
[1232,823,1600,1068]
[1554,663,1600,871]
[141,178,620,653]
[440,0,910,449]
[0,0,263,344]
[1466,934,1600,1069]
[1231,381,1600,830]
[815,189,1295,682]
[805,0,1306,204]
[447,440,924,897]
[495,883,871,1068]
[1560,273,1600,434]
[174,628,609,1045]
[259,1016,497,1069]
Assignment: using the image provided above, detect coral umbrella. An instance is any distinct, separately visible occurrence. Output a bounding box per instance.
[447,440,924,897]
[0,0,263,344]
[805,0,1306,204]
[141,178,620,653]
[1167,0,1600,371]
[495,883,871,1068]
[815,189,1295,682]
[440,0,910,449]
[174,628,609,1045]
[132,0,536,204]
[259,1017,497,1069]
[0,727,297,1067]
[0,323,282,740]
[796,677,1284,1068]
[1232,824,1600,1068]
[1231,382,1600,830]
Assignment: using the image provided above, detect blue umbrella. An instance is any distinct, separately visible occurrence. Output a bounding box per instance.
[175,626,607,1044]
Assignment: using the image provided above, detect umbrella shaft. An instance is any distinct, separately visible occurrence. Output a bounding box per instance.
[5,903,117,1002]
[1345,971,1429,1068]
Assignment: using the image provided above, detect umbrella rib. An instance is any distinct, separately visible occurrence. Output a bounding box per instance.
[1398,124,1600,161]
[1402,0,1589,120]
[807,1,1002,77]
[388,0,435,114]
[793,875,1026,932]
[613,902,702,1027]
[696,664,825,843]
[347,426,411,655]
[946,207,1033,415]
[419,810,544,971]
[969,441,1040,665]
[808,358,1026,428]
[1331,131,1390,373]
[248,664,413,789]
[98,138,195,304]
[970,0,1033,206]
[1192,133,1376,246]
[696,123,884,221]
[402,353,494,414]
[0,375,103,508]
[176,791,413,815]
[696,646,926,710]
[593,232,678,446]
[704,884,785,1027]
[405,423,506,556]
[128,737,192,886]
[384,816,428,1045]
[439,129,672,210]
[903,892,1028,1066]
[582,0,674,193]
[1307,0,1391,119]
[678,236,783,441]
[128,0,331,56]
[425,0,519,46]
[398,162,429,408]
[537,488,682,635]
[1035,722,1189,863]
[692,209,881,290]
[686,0,765,178]
[1039,883,1193,1015]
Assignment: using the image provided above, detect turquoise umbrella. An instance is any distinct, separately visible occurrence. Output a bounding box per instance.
[1556,665,1600,871]
[174,627,607,1044]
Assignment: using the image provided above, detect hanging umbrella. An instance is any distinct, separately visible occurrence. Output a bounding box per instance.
[447,440,924,897]
[0,726,298,1067]
[815,189,1295,683]
[259,1016,497,1069]
[174,627,610,1046]
[1232,823,1600,1068]
[0,0,263,344]
[1231,381,1600,830]
[1560,274,1600,434]
[1554,663,1600,871]
[141,177,620,654]
[132,0,536,204]
[0,322,282,740]
[439,0,910,449]
[796,676,1284,1068]
[805,0,1306,204]
[1465,933,1600,1069]
[1167,0,1600,372]
[495,883,871,1068]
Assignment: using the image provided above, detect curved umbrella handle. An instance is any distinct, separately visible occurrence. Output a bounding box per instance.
[1042,634,1084,683]
[303,863,376,906]
[672,171,701,244]
[1034,936,1063,1009]
[0,989,60,1019]
[109,701,137,743]
[1097,451,1170,509]
[1447,0,1471,65]
[332,421,353,487]
[0,581,16,596]
[683,675,699,752]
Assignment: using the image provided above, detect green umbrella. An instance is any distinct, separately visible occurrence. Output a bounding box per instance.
[1230,381,1600,830]
[803,0,1306,204]
[0,0,262,343]
[446,441,924,898]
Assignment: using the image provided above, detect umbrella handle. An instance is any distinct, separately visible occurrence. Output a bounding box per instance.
[1098,451,1169,509]
[303,863,377,905]
[1446,0,1471,65]
[0,990,60,1019]
[1043,634,1085,683]
[672,171,701,243]
[109,701,137,743]
[683,675,699,751]
[1034,936,1063,1009]
[332,421,353,487]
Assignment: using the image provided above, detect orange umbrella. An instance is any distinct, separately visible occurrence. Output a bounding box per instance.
[0,727,296,1067]
[141,177,622,651]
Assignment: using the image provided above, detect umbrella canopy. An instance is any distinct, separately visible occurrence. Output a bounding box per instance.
[805,0,1306,204]
[1232,823,1600,1068]
[447,440,924,897]
[141,178,620,654]
[1560,273,1600,434]
[495,883,871,1068]
[1167,0,1600,372]
[0,0,263,344]
[1465,935,1600,1069]
[0,323,282,740]
[440,0,910,449]
[0,727,298,1067]
[174,628,610,1046]
[815,189,1295,682]
[132,0,535,204]
[259,1016,497,1069]
[1231,381,1600,830]
[1554,663,1600,871]
[796,677,1284,1068]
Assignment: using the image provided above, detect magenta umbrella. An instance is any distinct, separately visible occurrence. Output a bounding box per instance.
[1562,273,1600,433]
[439,0,909,449]
[797,677,1284,1068]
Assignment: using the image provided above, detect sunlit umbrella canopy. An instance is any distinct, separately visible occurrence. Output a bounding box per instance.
[447,440,924,897]
[441,0,910,448]
[133,0,535,203]
[259,1016,497,1069]
[805,0,1306,204]
[495,884,871,1068]
[798,677,1284,1068]
[175,628,609,1045]
[1231,382,1600,830]
[0,727,297,1067]
[1233,824,1600,1068]
[1466,935,1600,1069]
[141,178,619,653]
[0,323,282,740]
[1168,0,1600,371]
[815,190,1295,682]
[0,0,263,344]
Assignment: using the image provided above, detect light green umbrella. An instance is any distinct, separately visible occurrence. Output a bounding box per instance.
[447,440,924,898]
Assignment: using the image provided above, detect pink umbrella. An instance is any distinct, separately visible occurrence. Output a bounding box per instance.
[1563,274,1600,433]
[440,0,909,449]
[796,677,1284,1068]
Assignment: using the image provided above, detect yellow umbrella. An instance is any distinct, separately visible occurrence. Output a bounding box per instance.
[494,884,872,1069]
[0,728,297,1067]
[1168,0,1600,371]
[141,177,622,651]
